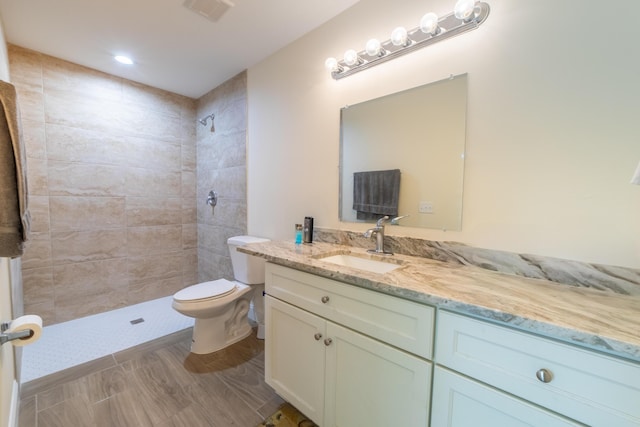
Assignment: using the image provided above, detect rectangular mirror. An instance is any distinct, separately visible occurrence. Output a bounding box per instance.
[339,74,467,230]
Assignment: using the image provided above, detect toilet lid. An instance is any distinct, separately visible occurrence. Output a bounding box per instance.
[174,279,237,302]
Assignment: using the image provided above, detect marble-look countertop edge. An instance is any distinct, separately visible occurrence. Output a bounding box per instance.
[241,241,640,363]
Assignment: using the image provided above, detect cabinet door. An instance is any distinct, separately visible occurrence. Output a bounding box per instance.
[431,367,584,427]
[324,322,432,427]
[265,296,326,426]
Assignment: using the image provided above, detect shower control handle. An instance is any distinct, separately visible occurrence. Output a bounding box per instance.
[207,190,218,207]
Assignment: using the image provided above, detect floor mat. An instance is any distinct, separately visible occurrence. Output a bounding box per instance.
[258,403,317,427]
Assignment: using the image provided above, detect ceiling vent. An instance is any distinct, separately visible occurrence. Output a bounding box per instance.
[183,0,235,22]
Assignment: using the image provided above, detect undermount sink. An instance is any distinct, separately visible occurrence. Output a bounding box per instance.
[318,253,402,274]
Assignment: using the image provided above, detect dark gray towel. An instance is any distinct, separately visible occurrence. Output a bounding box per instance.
[0,80,30,257]
[353,169,400,220]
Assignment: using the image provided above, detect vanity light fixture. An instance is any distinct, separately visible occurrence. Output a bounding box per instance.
[325,0,490,80]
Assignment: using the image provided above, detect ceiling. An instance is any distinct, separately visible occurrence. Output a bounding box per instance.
[0,0,360,98]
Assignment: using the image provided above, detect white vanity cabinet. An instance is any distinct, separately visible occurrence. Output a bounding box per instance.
[433,311,640,427]
[431,366,583,426]
[264,262,435,427]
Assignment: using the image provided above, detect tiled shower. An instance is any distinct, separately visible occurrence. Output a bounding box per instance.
[9,45,248,327]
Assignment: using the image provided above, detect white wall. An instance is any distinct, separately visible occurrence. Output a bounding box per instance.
[247,0,640,268]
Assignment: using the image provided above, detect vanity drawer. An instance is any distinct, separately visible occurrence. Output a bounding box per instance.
[265,262,434,359]
[435,311,640,427]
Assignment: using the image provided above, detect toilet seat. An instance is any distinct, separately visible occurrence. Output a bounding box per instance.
[174,279,237,303]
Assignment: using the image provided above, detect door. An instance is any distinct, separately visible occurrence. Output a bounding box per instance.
[431,366,584,427]
[324,322,432,427]
[265,295,326,426]
[1,257,20,427]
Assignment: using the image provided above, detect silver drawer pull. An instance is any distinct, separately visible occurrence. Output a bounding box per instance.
[536,368,553,383]
[324,338,333,346]
[321,296,330,304]
[314,333,323,341]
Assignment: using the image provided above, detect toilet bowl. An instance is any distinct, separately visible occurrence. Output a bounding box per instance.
[172,235,269,354]
[172,279,253,354]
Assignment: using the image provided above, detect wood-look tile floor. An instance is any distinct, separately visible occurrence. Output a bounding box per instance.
[19,328,285,427]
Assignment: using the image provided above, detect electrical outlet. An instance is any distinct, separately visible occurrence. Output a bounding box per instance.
[419,201,433,214]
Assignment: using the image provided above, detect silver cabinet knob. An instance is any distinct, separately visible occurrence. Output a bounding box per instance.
[536,368,553,383]
[321,296,330,304]
[314,333,323,341]
[324,338,333,346]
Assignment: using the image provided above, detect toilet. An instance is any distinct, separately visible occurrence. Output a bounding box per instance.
[172,235,270,354]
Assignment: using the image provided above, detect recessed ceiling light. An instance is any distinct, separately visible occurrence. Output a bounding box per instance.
[114,55,134,65]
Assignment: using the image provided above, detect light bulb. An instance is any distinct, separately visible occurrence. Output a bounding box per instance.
[454,0,478,21]
[114,55,133,65]
[343,49,360,67]
[325,57,341,72]
[420,12,439,35]
[365,38,383,57]
[390,26,409,47]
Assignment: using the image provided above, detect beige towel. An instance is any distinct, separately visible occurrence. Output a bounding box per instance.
[0,80,30,257]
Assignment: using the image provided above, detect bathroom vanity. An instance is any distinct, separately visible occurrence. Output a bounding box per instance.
[241,241,640,427]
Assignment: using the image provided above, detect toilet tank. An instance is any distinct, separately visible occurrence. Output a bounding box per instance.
[227,235,270,284]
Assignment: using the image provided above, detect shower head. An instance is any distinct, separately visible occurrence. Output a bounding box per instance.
[198,114,215,132]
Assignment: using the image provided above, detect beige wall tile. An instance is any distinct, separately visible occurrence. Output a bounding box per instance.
[46,124,129,165]
[48,161,126,197]
[25,157,48,196]
[44,88,123,133]
[122,80,184,118]
[52,259,129,321]
[126,226,182,257]
[126,197,181,227]
[51,229,127,264]
[181,171,196,198]
[196,72,247,281]
[127,254,182,288]
[22,266,53,304]
[15,85,44,124]
[181,141,196,171]
[28,195,50,233]
[23,301,55,326]
[43,56,123,101]
[128,276,183,305]
[210,166,246,202]
[53,258,128,292]
[182,224,197,249]
[50,196,125,231]
[201,199,246,228]
[214,97,247,136]
[198,131,245,169]
[8,45,43,89]
[197,247,232,282]
[22,119,46,159]
[126,136,181,171]
[182,198,196,224]
[125,167,181,198]
[21,232,52,270]
[182,249,198,286]
[117,102,182,143]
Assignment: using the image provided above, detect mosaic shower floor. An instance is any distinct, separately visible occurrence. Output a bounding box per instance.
[21,296,194,383]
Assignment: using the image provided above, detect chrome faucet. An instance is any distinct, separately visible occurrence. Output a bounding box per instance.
[364,215,408,255]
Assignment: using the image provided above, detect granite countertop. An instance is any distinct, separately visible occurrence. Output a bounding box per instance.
[240,240,640,363]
